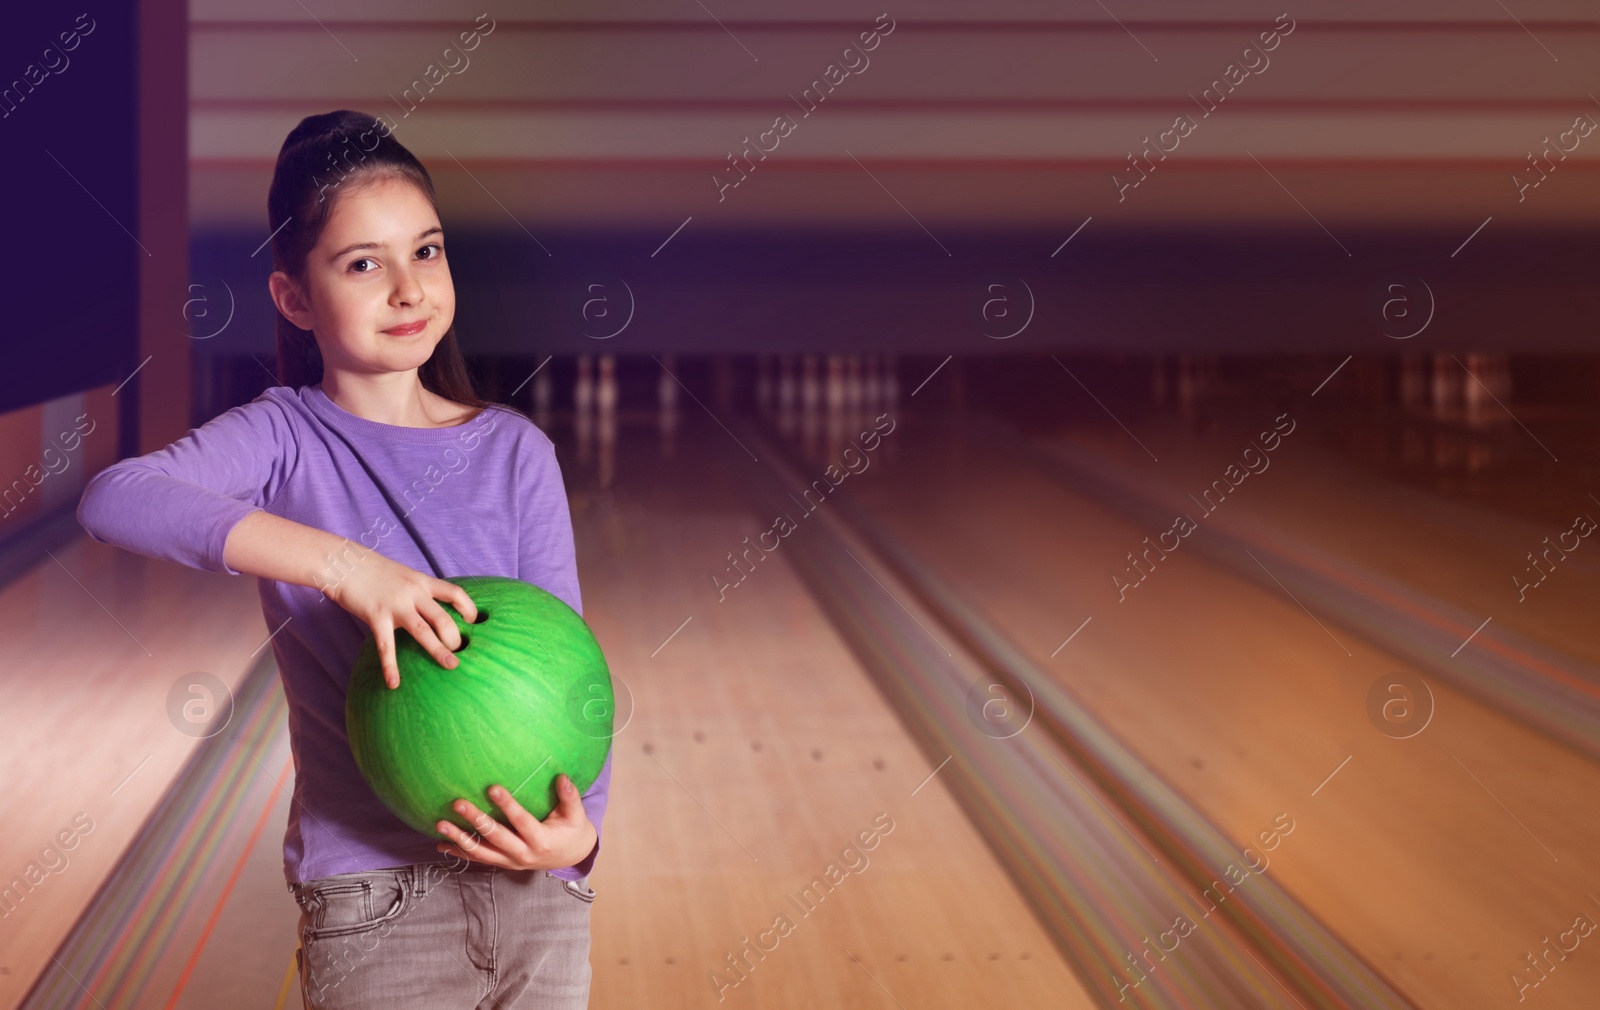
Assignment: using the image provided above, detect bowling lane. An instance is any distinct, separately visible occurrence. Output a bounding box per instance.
[1025,403,1600,671]
[0,521,282,1010]
[552,411,1094,1009]
[779,409,1600,1010]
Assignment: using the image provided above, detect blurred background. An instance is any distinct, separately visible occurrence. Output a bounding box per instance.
[3,2,1599,1008]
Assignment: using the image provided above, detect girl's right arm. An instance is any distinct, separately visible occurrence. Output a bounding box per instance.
[223,510,477,688]
[76,393,475,688]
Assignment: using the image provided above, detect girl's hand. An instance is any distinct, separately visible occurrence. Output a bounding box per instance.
[323,543,478,689]
[435,774,598,872]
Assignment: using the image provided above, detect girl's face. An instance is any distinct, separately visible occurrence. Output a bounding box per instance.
[269,174,455,380]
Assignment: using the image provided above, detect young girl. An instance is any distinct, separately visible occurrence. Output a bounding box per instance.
[76,110,611,1008]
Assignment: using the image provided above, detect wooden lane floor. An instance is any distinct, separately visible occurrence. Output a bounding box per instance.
[563,420,1093,1008]
[1025,407,1600,672]
[994,411,1600,762]
[0,519,290,1010]
[3,409,1093,1009]
[799,410,1600,1010]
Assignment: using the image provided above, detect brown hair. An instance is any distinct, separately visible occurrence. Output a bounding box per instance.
[266,110,517,420]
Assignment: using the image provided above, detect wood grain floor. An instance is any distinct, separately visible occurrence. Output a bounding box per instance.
[14,401,1592,1009]
[841,414,1600,1010]
[1,416,1092,1009]
[0,534,274,1009]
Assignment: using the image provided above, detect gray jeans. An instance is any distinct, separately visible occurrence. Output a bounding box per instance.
[288,861,595,1008]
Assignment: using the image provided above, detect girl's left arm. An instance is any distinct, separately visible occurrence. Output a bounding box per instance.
[516,431,582,615]
[517,430,608,878]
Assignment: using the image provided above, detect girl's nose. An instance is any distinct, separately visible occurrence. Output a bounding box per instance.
[390,265,425,304]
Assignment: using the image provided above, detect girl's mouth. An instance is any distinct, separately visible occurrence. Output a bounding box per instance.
[383,320,428,336]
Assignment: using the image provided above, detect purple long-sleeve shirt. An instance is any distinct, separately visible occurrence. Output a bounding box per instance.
[76,383,611,886]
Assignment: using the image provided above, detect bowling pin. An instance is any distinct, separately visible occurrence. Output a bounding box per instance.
[757,354,774,416]
[1430,352,1459,423]
[801,354,821,460]
[826,355,847,461]
[597,354,618,413]
[576,354,595,412]
[533,360,553,432]
[853,354,867,443]
[598,354,617,489]
[826,354,845,413]
[848,354,864,431]
[778,354,798,438]
[658,353,679,459]
[862,354,880,416]
[575,355,595,463]
[1463,352,1490,429]
[778,354,797,410]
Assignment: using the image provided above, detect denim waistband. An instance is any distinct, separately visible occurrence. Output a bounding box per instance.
[287,860,585,896]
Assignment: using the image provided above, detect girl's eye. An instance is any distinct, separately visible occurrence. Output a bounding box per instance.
[347,244,441,273]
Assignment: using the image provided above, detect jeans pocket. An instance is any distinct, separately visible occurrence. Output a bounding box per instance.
[555,874,596,904]
[294,869,410,940]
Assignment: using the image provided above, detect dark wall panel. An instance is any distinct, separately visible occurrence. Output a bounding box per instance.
[1,9,139,415]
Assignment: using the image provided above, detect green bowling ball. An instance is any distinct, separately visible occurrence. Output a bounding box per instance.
[346,575,613,838]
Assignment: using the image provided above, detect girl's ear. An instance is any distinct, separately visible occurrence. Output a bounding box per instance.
[268,271,315,331]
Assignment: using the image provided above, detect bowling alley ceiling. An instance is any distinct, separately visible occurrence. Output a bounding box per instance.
[188,0,1600,230]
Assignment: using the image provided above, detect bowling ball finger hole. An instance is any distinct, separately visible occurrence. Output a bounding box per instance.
[453,634,471,653]
[472,610,490,625]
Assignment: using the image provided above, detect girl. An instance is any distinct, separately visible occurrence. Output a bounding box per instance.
[76,110,611,1008]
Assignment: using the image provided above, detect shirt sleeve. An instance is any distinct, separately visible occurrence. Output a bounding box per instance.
[75,392,299,576]
[515,429,582,616]
[515,425,606,880]
[550,746,611,881]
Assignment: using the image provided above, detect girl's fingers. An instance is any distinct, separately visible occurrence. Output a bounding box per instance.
[403,610,459,671]
[439,839,506,869]
[436,821,495,863]
[552,774,585,818]
[442,583,478,625]
[439,807,521,865]
[488,784,544,842]
[420,598,463,653]
[373,615,399,689]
